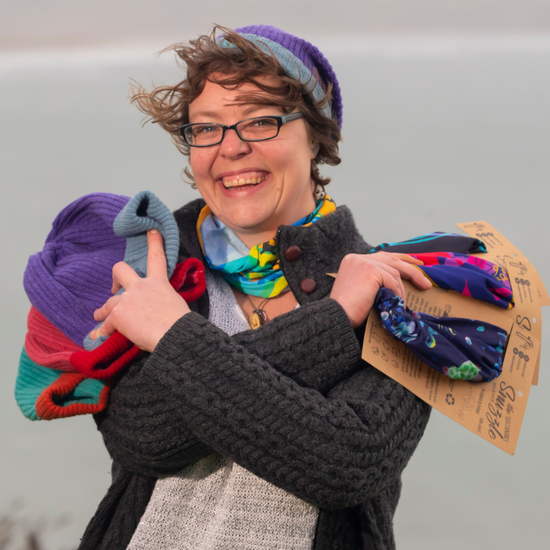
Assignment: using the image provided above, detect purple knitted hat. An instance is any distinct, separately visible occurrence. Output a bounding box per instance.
[232,25,343,128]
[24,193,129,346]
[23,191,182,348]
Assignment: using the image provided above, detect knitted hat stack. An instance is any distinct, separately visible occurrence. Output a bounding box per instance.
[16,191,206,421]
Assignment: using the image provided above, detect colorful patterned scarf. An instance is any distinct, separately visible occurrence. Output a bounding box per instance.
[370,232,487,254]
[375,288,507,382]
[197,195,336,298]
[409,252,514,310]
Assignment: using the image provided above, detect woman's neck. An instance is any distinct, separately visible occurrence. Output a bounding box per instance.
[234,227,282,249]
[231,197,318,249]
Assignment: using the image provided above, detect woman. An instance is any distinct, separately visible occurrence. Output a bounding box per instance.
[82,25,433,550]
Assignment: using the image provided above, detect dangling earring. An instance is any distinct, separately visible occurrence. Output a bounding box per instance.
[314,184,326,200]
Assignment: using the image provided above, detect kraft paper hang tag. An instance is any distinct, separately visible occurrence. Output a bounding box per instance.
[360,256,541,455]
[497,259,543,385]
[457,221,546,385]
[457,221,550,307]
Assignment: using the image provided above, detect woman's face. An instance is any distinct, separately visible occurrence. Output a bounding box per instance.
[188,76,317,246]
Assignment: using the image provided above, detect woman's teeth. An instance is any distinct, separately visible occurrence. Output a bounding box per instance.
[222,174,268,189]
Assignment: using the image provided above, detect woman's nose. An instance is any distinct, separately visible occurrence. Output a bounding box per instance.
[219,128,252,159]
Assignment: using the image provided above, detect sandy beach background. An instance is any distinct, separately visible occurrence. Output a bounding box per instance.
[1,2,549,548]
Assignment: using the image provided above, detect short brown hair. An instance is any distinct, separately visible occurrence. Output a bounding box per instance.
[131,25,342,187]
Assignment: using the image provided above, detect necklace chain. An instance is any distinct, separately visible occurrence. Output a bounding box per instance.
[244,288,290,329]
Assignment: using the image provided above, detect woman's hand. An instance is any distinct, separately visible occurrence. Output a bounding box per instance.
[90,230,191,352]
[330,252,432,328]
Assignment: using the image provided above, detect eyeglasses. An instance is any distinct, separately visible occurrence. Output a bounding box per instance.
[179,112,305,147]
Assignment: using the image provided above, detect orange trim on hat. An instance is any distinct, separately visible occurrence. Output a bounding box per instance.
[35,373,111,420]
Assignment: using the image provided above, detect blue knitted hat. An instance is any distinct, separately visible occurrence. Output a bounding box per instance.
[221,25,343,128]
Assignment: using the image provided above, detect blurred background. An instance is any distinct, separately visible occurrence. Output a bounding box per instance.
[1,1,549,549]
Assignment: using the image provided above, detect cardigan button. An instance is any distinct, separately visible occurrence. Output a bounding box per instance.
[284,245,302,261]
[300,278,317,294]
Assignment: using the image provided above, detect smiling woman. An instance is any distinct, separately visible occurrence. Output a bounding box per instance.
[187,80,317,245]
[73,25,435,550]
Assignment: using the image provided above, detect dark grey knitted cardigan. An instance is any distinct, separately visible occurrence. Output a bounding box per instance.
[79,199,431,550]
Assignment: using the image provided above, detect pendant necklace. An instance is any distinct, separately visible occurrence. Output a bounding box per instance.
[244,287,290,329]
[246,296,269,329]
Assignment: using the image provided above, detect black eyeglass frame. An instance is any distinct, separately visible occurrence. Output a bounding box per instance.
[179,112,305,147]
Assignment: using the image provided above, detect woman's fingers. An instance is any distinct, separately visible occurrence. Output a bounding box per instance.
[368,260,406,301]
[90,296,120,340]
[147,229,168,278]
[89,230,187,350]
[110,230,166,294]
[90,315,116,341]
[391,253,424,266]
[93,295,121,322]
[370,252,432,291]
[407,264,433,289]
[111,261,140,294]
[390,260,432,290]
[330,252,433,328]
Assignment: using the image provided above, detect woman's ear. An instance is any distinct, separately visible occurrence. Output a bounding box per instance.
[310,143,320,158]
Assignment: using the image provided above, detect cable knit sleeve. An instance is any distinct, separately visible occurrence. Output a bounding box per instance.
[142,308,431,509]
[94,298,363,477]
[231,297,362,392]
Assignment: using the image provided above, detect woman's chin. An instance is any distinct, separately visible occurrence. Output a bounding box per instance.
[223,210,278,235]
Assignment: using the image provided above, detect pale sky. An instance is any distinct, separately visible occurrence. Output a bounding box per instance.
[2,0,550,50]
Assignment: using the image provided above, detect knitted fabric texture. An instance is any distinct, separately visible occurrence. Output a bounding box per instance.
[23,191,180,350]
[229,25,343,127]
[130,456,318,550]
[16,257,205,421]
[114,190,180,278]
[78,200,432,550]
[74,259,205,379]
[24,193,129,347]
[19,193,206,422]
[128,270,318,549]
[20,256,205,382]
[85,190,181,350]
[15,347,110,421]
[25,306,82,372]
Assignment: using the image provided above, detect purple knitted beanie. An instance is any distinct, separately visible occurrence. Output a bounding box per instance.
[233,25,343,128]
[23,193,129,346]
[23,191,182,349]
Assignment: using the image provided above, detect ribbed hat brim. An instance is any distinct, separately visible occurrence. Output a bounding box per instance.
[15,347,109,421]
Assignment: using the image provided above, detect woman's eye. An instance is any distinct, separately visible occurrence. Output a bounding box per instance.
[253,118,276,127]
[194,125,217,134]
